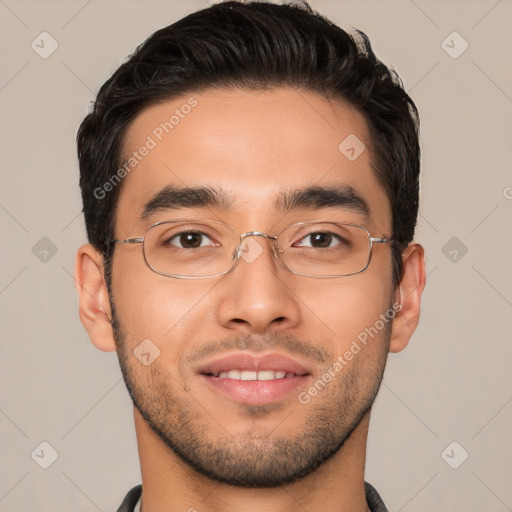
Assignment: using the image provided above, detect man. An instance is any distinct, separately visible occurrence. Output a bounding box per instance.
[74,1,426,511]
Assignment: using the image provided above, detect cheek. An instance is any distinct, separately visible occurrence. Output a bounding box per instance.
[111,260,213,352]
[292,272,393,351]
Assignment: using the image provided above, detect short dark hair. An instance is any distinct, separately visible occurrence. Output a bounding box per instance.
[77,0,420,285]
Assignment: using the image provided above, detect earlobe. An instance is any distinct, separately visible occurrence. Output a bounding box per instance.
[74,244,117,352]
[389,243,426,353]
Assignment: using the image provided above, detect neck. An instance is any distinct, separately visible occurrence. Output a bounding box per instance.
[134,408,371,512]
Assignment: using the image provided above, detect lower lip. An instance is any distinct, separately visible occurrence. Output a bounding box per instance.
[201,374,310,405]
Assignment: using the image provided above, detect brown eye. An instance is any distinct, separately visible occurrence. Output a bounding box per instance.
[309,232,333,248]
[165,231,214,249]
[294,231,344,248]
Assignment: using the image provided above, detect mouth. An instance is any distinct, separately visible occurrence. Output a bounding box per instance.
[204,369,302,380]
[198,353,312,405]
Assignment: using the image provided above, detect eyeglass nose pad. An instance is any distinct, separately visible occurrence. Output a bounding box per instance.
[271,243,281,260]
[233,235,280,265]
[232,238,254,261]
[232,242,243,261]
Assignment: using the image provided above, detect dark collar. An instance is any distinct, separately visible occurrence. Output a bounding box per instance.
[117,482,388,512]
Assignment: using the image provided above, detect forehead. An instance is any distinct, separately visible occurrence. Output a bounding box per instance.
[115,88,390,232]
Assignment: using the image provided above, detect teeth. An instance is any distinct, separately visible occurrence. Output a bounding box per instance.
[213,370,296,380]
[257,370,276,381]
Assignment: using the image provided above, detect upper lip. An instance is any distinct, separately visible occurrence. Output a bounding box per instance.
[198,352,311,376]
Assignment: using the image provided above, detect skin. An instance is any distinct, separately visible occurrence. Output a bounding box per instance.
[75,88,426,512]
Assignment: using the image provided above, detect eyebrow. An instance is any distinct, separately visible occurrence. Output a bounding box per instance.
[140,184,370,221]
[140,185,234,220]
[277,184,370,218]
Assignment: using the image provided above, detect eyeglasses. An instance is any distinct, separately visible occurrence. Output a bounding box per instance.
[112,219,391,279]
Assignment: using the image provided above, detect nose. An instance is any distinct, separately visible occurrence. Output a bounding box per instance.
[215,234,301,335]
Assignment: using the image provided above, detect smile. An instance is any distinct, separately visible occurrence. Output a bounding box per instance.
[198,352,312,405]
[205,370,305,380]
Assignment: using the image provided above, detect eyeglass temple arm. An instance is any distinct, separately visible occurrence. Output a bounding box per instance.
[370,237,392,244]
[112,237,144,244]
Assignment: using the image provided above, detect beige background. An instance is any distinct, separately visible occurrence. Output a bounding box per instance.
[1,0,511,510]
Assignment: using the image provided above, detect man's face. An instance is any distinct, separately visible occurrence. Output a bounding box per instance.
[109,88,395,486]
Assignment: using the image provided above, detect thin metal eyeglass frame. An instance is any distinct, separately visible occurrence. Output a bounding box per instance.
[112,219,392,279]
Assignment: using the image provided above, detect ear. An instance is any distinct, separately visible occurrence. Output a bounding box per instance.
[389,242,426,353]
[74,244,116,352]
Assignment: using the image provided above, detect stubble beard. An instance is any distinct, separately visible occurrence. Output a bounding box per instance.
[109,295,390,488]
